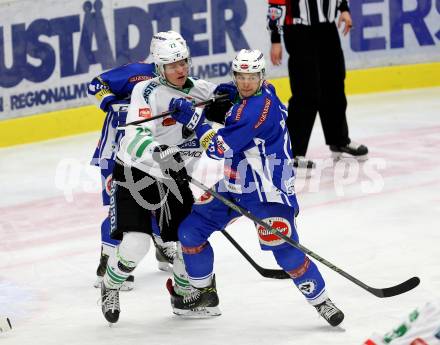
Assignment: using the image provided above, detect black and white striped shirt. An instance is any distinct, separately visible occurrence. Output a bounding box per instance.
[267,0,350,42]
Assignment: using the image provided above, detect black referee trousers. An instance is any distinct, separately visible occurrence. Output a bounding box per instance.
[283,22,350,156]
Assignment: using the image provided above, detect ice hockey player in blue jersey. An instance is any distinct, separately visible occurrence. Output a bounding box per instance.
[88,32,183,291]
[167,49,345,327]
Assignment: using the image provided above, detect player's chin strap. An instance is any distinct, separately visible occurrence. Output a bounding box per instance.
[119,94,229,128]
[185,174,420,298]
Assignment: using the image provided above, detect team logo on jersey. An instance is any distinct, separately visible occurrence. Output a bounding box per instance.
[214,135,230,156]
[105,174,113,196]
[162,117,176,126]
[138,107,152,118]
[195,191,214,205]
[297,279,317,296]
[256,217,291,246]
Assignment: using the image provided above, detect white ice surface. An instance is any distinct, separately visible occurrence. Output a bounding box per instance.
[1,87,439,345]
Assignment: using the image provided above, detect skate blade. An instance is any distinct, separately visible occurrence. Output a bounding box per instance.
[158,261,172,272]
[94,276,103,288]
[331,152,369,162]
[172,306,222,319]
[120,280,134,292]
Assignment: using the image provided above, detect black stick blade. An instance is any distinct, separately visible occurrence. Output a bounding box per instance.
[370,277,420,298]
[258,268,290,280]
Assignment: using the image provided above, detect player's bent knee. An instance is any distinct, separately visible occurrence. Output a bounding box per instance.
[119,232,151,264]
[178,222,207,248]
[272,246,306,272]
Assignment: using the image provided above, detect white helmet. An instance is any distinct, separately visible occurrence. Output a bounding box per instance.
[150,30,187,55]
[232,49,266,75]
[150,31,190,78]
[231,49,266,90]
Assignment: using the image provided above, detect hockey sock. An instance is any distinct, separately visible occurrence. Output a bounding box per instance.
[182,241,214,288]
[273,247,327,305]
[103,232,151,289]
[172,242,191,295]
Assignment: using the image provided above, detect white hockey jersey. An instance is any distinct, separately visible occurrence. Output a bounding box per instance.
[364,301,440,345]
[117,76,217,179]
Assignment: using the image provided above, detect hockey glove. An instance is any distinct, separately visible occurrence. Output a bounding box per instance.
[152,145,188,185]
[169,98,205,131]
[204,97,233,125]
[214,82,238,102]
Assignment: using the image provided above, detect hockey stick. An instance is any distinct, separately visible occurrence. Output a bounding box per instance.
[222,230,290,280]
[187,176,420,298]
[120,94,229,127]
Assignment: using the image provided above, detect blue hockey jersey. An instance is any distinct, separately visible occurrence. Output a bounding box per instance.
[89,62,156,165]
[88,62,156,112]
[89,62,156,205]
[196,81,299,209]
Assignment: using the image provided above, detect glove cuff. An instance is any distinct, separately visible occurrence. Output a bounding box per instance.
[195,123,212,139]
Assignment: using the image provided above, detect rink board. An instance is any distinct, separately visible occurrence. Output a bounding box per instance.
[1,61,440,148]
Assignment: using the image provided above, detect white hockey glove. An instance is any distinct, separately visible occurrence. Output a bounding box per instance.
[152,145,188,186]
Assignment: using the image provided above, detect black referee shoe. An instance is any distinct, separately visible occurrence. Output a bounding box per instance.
[330,141,368,161]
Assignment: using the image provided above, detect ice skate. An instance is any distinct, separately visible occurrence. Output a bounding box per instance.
[100,282,120,324]
[314,298,344,327]
[166,278,221,318]
[330,141,368,161]
[155,241,176,272]
[94,251,134,291]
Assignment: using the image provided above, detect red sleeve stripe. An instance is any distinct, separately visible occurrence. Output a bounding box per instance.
[268,0,286,4]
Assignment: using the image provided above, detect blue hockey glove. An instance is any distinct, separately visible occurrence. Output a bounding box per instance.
[214,82,238,102]
[169,98,205,131]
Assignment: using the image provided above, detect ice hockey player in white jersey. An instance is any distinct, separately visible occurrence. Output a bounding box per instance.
[88,32,186,292]
[99,31,226,324]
